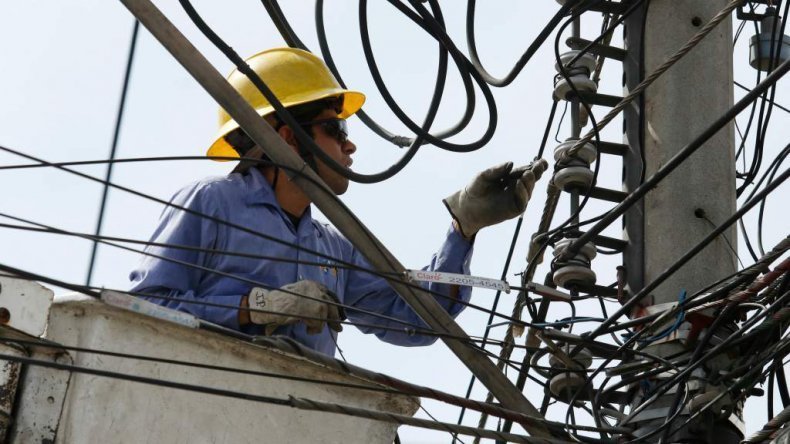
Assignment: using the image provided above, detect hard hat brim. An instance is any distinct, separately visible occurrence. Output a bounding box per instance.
[207,90,365,161]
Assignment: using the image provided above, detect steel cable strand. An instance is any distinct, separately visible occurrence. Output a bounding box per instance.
[560,55,790,272]
[465,0,584,87]
[456,99,561,430]
[566,0,746,158]
[742,402,790,443]
[560,196,790,438]
[689,249,790,313]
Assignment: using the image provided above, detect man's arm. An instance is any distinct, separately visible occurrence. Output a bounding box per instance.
[342,223,474,346]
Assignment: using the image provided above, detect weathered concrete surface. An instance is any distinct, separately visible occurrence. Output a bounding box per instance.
[640,0,737,305]
[39,293,417,444]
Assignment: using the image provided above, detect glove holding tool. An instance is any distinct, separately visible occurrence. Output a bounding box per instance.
[444,159,549,239]
[247,280,345,335]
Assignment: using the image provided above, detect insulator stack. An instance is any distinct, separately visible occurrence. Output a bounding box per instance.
[548,345,593,403]
[552,238,597,290]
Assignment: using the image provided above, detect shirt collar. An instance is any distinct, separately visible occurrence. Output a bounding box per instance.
[242,168,321,237]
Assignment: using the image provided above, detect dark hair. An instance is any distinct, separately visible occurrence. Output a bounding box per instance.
[224,96,343,156]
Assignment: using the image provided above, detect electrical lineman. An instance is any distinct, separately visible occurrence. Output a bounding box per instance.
[129,48,548,356]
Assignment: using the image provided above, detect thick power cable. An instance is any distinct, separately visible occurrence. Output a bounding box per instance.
[119,0,553,432]
[466,0,581,87]
[85,20,139,286]
[314,0,410,148]
[456,96,561,431]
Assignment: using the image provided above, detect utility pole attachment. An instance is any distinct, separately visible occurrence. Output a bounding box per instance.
[623,0,740,441]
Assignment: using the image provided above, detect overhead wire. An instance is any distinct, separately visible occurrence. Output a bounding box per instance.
[0,205,563,339]
[86,19,140,286]
[0,350,559,444]
[0,147,558,335]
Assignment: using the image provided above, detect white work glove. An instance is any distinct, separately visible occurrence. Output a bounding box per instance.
[443,159,549,238]
[247,280,344,335]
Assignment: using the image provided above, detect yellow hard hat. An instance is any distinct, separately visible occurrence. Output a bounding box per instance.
[207,47,366,160]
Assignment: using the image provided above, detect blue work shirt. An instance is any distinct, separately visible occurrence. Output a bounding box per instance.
[129,168,473,356]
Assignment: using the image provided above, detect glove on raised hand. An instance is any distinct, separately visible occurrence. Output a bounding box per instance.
[247,280,344,335]
[443,159,549,238]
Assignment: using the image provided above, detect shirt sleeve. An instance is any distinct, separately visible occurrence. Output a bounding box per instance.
[343,224,474,346]
[128,183,245,331]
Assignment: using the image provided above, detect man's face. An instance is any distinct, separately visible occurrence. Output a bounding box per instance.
[308,109,356,195]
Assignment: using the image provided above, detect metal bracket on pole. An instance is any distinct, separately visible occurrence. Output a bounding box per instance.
[118,0,551,437]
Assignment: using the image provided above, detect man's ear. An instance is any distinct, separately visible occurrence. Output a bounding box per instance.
[277,125,299,152]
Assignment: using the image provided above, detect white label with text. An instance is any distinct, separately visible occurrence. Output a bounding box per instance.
[406,270,510,293]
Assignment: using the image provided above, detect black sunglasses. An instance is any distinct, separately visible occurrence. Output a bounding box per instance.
[298,118,349,145]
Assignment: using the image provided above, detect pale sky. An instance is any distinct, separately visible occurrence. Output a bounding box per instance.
[0,2,787,442]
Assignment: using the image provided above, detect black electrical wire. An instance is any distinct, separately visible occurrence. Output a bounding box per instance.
[0,336,406,396]
[260,0,307,49]
[378,0,499,152]
[738,140,788,262]
[565,194,790,434]
[465,0,583,87]
[457,93,564,427]
[86,19,139,286]
[560,53,790,266]
[455,216,525,429]
[359,0,477,143]
[314,0,412,148]
[3,261,535,372]
[737,1,790,197]
[0,351,542,442]
[755,144,790,255]
[735,81,790,115]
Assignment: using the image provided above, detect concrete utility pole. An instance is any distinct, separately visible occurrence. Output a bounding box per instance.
[623,0,740,442]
